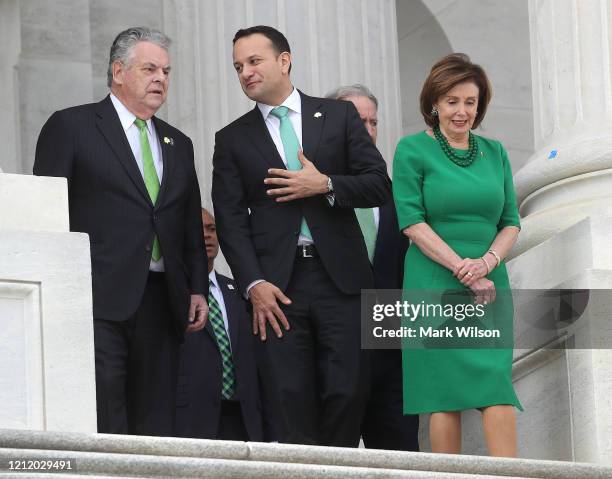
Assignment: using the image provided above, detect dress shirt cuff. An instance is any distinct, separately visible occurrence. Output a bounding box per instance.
[245,279,266,299]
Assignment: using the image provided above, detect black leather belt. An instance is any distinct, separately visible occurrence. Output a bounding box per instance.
[296,244,317,258]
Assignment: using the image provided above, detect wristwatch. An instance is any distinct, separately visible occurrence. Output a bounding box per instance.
[327,176,334,193]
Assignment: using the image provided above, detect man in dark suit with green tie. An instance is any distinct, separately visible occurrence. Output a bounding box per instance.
[212,25,391,446]
[34,27,208,436]
[176,208,271,441]
[327,84,419,451]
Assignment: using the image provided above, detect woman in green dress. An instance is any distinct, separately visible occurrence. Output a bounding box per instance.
[392,53,522,456]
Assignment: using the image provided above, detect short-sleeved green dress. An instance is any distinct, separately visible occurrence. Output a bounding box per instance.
[392,130,523,414]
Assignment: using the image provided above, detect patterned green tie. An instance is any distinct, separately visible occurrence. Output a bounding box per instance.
[208,280,236,400]
[134,118,162,261]
[355,208,378,263]
[270,106,312,239]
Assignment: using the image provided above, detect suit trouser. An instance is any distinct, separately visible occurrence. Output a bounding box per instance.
[361,349,420,451]
[259,254,368,447]
[217,400,249,441]
[94,272,179,436]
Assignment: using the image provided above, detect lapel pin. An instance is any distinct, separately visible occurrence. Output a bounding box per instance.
[314,112,322,119]
[227,284,235,290]
[163,136,174,145]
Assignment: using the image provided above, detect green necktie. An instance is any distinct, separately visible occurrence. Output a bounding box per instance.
[355,208,377,263]
[208,280,236,400]
[134,118,162,261]
[270,106,312,240]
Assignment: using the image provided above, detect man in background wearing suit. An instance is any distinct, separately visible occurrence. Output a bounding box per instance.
[327,84,420,451]
[33,27,208,436]
[176,208,269,441]
[212,25,391,447]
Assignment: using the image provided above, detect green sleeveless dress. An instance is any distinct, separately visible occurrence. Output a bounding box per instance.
[392,131,523,414]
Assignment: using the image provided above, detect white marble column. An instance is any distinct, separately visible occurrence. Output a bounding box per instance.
[505,0,612,464]
[513,0,612,256]
[16,0,94,175]
[0,0,21,174]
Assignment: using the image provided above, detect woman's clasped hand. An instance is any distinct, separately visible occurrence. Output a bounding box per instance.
[453,258,496,304]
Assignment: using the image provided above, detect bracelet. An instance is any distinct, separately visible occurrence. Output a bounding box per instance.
[488,249,501,267]
[480,256,491,274]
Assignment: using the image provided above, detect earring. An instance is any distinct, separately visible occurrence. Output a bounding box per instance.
[431,106,438,116]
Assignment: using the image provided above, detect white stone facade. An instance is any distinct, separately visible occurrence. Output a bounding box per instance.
[0,174,96,432]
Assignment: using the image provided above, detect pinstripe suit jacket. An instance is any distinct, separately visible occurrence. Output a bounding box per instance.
[34,95,207,332]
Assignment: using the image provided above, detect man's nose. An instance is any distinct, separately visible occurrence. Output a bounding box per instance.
[154,68,167,83]
[241,66,253,80]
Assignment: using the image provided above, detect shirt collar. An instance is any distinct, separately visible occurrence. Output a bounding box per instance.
[110,93,153,134]
[257,87,302,120]
[208,270,219,291]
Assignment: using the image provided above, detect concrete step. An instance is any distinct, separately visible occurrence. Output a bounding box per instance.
[0,448,530,479]
[1,429,611,478]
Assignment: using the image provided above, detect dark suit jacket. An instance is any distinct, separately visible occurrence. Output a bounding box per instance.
[33,95,207,332]
[373,200,409,289]
[175,272,268,440]
[211,91,391,295]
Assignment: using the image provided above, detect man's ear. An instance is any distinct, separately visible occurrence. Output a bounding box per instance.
[279,52,291,75]
[112,61,124,86]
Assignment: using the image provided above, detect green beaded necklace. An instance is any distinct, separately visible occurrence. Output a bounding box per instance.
[433,125,478,167]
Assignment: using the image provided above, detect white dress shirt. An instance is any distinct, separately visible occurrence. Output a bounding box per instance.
[209,270,232,352]
[245,88,312,297]
[257,88,312,247]
[110,93,165,272]
[258,88,303,168]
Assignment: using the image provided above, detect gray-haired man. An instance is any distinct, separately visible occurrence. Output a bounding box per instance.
[326,84,419,451]
[34,27,208,436]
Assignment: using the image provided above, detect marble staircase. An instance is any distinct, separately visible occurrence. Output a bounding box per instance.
[1,429,611,478]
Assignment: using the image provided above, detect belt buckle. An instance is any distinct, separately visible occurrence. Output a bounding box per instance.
[302,245,314,258]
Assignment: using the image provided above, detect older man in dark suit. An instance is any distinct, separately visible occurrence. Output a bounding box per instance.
[327,84,420,451]
[33,27,208,436]
[176,208,270,441]
[212,25,391,446]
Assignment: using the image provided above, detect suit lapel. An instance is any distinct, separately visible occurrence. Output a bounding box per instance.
[241,106,286,170]
[203,276,218,350]
[217,274,241,355]
[95,96,152,205]
[152,117,175,209]
[299,91,325,165]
